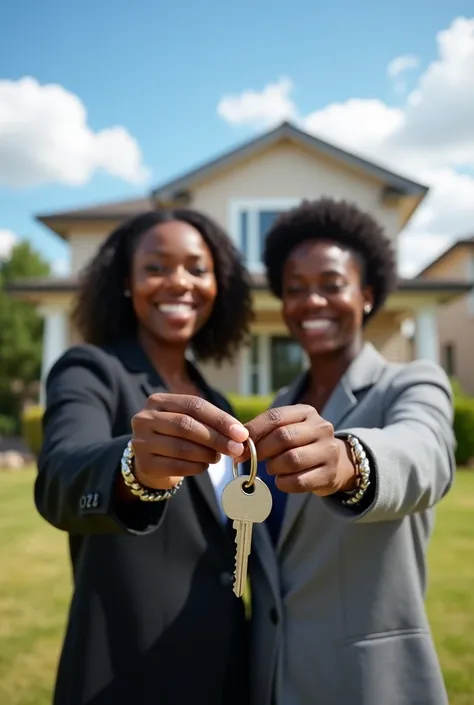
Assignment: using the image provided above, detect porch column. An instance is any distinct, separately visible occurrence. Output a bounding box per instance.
[38,305,69,405]
[414,306,439,363]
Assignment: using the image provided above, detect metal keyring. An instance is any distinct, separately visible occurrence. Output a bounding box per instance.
[232,437,257,488]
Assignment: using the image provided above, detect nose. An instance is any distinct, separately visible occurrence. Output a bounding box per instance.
[164,266,192,291]
[305,290,328,308]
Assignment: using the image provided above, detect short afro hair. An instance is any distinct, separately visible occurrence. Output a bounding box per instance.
[263,198,397,320]
[73,209,253,363]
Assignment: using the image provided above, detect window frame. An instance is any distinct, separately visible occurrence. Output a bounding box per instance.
[229,198,301,272]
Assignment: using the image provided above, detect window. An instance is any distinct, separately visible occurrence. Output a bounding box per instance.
[230,199,300,271]
[242,334,306,395]
[443,343,456,377]
[270,336,305,392]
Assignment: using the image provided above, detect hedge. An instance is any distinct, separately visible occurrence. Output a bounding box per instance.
[20,394,474,466]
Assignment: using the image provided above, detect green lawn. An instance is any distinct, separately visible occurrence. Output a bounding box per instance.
[0,470,473,705]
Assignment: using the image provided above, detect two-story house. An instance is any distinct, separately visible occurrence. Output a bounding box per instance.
[8,122,471,400]
[418,234,474,394]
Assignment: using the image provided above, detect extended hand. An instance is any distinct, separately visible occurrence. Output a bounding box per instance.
[243,405,357,495]
[131,394,248,490]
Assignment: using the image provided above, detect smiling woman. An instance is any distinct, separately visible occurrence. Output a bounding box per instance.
[34,209,262,705]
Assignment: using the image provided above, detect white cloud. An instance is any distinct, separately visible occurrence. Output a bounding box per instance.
[217,17,474,275]
[387,54,420,78]
[217,77,296,128]
[0,229,17,260]
[0,77,150,188]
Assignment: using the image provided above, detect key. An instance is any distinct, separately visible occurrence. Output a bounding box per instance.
[221,439,273,597]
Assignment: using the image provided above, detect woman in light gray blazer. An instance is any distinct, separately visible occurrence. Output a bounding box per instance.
[245,198,455,705]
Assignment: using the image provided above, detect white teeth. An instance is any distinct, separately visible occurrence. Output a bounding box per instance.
[301,319,333,330]
[158,303,193,313]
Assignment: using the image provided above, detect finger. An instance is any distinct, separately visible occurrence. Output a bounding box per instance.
[146,394,248,443]
[245,405,315,444]
[275,466,337,495]
[133,411,246,457]
[266,442,328,476]
[236,405,316,462]
[132,435,221,465]
[253,421,321,461]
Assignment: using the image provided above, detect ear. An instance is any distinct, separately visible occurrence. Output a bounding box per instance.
[362,286,374,314]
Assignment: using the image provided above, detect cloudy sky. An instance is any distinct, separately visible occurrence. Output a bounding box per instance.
[0,0,473,277]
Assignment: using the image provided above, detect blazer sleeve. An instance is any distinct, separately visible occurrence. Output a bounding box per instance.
[35,345,167,536]
[322,359,456,523]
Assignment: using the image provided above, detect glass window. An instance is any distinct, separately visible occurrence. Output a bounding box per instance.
[250,336,260,395]
[258,210,281,263]
[270,337,304,392]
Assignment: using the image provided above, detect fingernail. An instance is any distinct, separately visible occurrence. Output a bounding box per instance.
[229,424,248,442]
[227,440,244,456]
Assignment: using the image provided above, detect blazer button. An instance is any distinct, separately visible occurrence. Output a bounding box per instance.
[219,571,234,587]
[269,607,279,625]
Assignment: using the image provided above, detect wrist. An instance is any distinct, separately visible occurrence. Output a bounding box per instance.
[121,441,183,502]
[335,438,358,492]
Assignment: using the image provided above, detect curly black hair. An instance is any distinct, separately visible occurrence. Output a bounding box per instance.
[73,209,253,363]
[263,198,397,321]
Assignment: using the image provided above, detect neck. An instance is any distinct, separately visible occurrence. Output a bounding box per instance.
[138,328,189,385]
[307,338,363,401]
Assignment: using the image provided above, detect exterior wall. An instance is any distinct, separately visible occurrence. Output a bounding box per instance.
[419,245,474,394]
[70,228,110,275]
[191,142,400,243]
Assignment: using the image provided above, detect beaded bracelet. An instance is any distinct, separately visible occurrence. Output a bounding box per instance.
[120,440,183,502]
[341,434,371,506]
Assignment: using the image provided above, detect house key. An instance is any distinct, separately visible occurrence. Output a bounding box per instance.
[221,438,273,598]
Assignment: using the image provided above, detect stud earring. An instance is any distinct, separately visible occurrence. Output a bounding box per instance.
[124,290,131,298]
[364,303,372,314]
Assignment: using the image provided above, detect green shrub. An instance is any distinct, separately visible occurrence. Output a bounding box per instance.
[18,394,474,467]
[228,394,272,424]
[453,397,474,466]
[21,405,44,457]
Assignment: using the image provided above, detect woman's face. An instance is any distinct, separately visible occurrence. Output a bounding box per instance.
[282,239,373,357]
[129,220,217,348]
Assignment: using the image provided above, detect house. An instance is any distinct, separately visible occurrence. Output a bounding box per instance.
[417,234,474,395]
[7,122,472,401]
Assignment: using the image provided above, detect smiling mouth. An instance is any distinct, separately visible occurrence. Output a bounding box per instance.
[156,303,195,314]
[301,319,335,332]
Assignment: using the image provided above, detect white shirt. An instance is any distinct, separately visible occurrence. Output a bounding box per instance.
[207,454,235,522]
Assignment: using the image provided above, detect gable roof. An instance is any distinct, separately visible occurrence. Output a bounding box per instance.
[151,121,429,201]
[36,121,429,239]
[417,234,474,277]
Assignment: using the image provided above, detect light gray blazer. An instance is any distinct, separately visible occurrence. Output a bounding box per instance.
[249,342,455,705]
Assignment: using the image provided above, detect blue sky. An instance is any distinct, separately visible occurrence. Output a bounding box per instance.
[0,0,473,274]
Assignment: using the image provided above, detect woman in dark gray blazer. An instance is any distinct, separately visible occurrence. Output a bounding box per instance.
[36,210,260,705]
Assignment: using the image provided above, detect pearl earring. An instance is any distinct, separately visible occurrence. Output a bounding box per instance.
[364,303,372,314]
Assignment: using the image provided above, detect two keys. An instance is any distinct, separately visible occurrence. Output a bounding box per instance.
[221,438,273,598]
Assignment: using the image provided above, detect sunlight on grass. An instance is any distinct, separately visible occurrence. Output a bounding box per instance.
[1,468,473,704]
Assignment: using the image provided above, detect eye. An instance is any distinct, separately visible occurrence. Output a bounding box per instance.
[190,265,208,277]
[144,263,167,275]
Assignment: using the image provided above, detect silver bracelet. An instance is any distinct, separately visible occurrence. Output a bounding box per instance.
[341,434,371,506]
[120,440,183,502]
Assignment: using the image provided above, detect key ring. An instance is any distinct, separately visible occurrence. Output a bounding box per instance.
[232,437,257,488]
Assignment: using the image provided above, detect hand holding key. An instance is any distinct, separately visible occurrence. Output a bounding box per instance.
[130,394,249,491]
[242,404,358,496]
[221,438,273,597]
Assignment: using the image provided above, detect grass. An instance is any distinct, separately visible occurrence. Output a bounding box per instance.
[0,469,473,705]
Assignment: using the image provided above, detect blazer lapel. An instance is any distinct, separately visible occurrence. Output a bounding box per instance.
[276,342,387,553]
[113,339,223,526]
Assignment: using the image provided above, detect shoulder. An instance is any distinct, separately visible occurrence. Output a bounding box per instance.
[381,357,453,399]
[45,343,124,392]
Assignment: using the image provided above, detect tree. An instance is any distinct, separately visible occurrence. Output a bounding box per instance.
[0,240,51,433]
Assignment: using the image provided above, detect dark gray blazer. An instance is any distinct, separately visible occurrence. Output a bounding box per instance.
[36,340,278,705]
[251,342,455,705]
